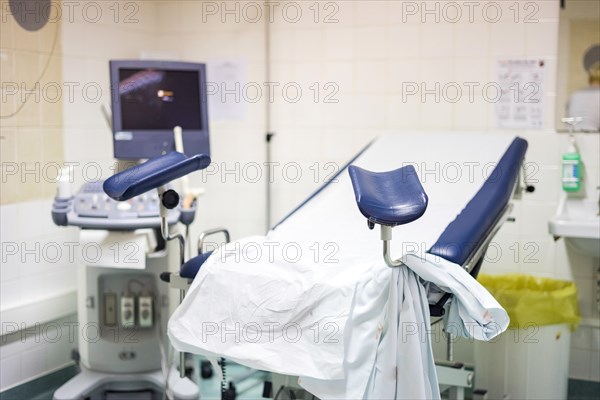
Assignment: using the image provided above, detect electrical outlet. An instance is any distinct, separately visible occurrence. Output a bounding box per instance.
[120,295,135,328]
[104,293,117,326]
[138,296,153,328]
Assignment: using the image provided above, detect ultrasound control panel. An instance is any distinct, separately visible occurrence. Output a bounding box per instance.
[52,181,195,230]
[74,181,161,219]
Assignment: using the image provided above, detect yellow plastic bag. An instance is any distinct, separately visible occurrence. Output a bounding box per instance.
[478,274,581,331]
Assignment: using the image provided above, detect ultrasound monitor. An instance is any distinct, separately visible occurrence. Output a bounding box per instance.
[109,60,210,160]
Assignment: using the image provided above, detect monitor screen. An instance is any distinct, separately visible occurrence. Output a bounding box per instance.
[110,60,210,160]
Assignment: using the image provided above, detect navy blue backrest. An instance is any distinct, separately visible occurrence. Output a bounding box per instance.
[428,138,528,266]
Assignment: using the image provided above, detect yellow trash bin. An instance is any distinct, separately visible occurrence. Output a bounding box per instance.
[474,274,581,400]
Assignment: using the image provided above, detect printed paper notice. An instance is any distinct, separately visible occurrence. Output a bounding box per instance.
[495,59,546,129]
[207,59,247,121]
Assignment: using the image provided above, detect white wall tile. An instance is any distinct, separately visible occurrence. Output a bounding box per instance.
[520,131,560,166]
[292,29,324,61]
[387,25,420,59]
[292,61,322,89]
[519,202,558,237]
[454,24,490,59]
[355,1,388,27]
[0,354,21,390]
[419,24,454,59]
[482,233,522,274]
[0,203,19,241]
[388,1,419,25]
[387,59,420,95]
[419,101,453,129]
[355,61,388,93]
[323,61,354,96]
[20,346,46,379]
[571,325,592,350]
[322,95,354,129]
[0,281,22,311]
[0,258,20,282]
[569,348,592,380]
[329,1,355,29]
[489,23,527,58]
[355,27,387,60]
[553,241,574,280]
[574,278,595,319]
[270,31,294,62]
[526,167,561,203]
[590,351,600,381]
[535,0,560,20]
[577,134,600,168]
[591,328,600,358]
[453,97,490,130]
[323,28,355,60]
[387,94,419,129]
[525,21,559,58]
[453,59,490,88]
[519,236,556,276]
[352,95,386,129]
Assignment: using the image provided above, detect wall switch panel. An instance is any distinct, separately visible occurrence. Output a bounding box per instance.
[138,296,153,328]
[120,295,135,328]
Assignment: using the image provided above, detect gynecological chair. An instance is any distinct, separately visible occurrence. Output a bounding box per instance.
[105,134,533,399]
[346,137,531,399]
[259,136,531,400]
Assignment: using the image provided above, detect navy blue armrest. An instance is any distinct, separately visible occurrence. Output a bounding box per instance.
[428,137,528,266]
[348,165,428,227]
[103,152,211,201]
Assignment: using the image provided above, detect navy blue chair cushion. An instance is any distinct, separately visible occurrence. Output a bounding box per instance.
[180,251,214,279]
[348,165,428,226]
[103,152,211,201]
[428,137,528,266]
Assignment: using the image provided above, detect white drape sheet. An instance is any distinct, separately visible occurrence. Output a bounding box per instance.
[168,133,514,399]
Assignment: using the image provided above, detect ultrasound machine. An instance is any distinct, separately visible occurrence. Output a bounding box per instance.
[51,60,211,400]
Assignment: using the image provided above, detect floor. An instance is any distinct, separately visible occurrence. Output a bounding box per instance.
[0,359,268,400]
[1,362,598,400]
[194,358,268,400]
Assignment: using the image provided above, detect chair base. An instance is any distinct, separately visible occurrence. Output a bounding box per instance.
[53,365,198,400]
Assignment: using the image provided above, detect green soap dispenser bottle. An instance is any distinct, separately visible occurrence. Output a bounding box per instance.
[562,135,581,192]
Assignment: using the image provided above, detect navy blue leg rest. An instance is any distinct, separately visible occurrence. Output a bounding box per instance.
[348,164,428,227]
[104,151,211,201]
[160,251,214,282]
[180,251,214,279]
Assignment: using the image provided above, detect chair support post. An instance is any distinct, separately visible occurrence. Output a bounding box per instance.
[381,225,403,268]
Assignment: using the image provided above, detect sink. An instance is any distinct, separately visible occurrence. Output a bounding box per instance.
[549,197,600,258]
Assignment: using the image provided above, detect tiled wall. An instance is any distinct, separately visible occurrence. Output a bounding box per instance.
[0,315,77,390]
[153,0,268,239]
[0,1,76,389]
[0,0,159,391]
[266,0,561,219]
[0,0,64,203]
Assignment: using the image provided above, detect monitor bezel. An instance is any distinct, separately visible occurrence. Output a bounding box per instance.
[109,59,210,160]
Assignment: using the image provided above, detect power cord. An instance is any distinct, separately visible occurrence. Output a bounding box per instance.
[274,385,298,400]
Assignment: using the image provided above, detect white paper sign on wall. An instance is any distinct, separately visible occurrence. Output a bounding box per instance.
[207,59,248,121]
[495,59,546,130]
